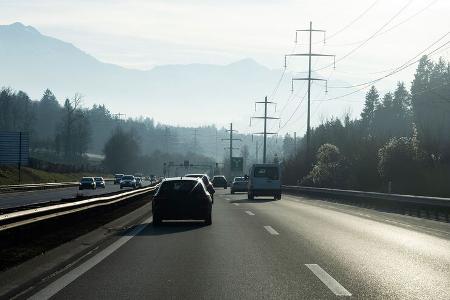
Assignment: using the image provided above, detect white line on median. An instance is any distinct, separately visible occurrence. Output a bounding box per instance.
[245,211,255,216]
[305,264,351,297]
[29,216,152,299]
[264,226,279,235]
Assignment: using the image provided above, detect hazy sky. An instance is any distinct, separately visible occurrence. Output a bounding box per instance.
[1,0,449,132]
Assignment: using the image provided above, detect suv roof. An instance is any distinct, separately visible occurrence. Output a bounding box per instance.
[163,177,201,182]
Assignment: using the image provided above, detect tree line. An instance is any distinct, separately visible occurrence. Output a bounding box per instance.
[0,86,283,175]
[282,56,450,197]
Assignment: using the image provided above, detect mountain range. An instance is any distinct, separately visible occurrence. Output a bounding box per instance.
[0,22,362,131]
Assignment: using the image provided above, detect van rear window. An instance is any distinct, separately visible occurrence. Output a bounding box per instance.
[254,167,279,180]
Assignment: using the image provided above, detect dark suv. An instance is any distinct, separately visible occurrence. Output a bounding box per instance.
[152,177,212,226]
[114,174,124,184]
[212,175,228,189]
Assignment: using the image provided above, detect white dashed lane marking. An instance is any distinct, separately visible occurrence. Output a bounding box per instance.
[264,226,279,235]
[305,264,352,296]
[245,211,255,216]
[233,203,240,206]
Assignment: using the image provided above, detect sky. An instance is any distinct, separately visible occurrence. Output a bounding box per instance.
[0,0,449,133]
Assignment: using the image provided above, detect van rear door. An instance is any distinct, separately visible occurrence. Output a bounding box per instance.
[252,165,280,190]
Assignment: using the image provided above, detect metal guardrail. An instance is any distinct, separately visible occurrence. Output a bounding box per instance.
[0,179,114,193]
[0,183,160,231]
[0,182,79,193]
[282,185,450,222]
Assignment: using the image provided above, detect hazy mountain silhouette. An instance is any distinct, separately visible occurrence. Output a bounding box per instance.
[0,22,361,128]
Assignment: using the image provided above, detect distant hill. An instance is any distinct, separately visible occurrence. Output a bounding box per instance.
[0,22,362,130]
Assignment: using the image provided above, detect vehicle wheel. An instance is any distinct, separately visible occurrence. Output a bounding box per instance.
[153,213,162,226]
[248,193,254,200]
[277,194,282,200]
[120,186,123,189]
[231,191,235,194]
[204,213,212,225]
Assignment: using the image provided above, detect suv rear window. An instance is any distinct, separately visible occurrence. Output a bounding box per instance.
[254,167,279,180]
[158,180,197,195]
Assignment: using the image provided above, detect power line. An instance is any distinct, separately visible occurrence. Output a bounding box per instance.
[280,68,336,133]
[328,33,450,89]
[312,0,380,44]
[310,0,414,73]
[327,0,438,47]
[317,40,450,102]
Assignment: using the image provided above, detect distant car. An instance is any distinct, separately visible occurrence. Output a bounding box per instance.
[135,177,143,188]
[212,175,228,189]
[114,174,124,184]
[94,177,106,188]
[120,175,137,189]
[248,163,281,200]
[231,176,248,194]
[152,177,213,226]
[185,174,215,202]
[79,177,96,190]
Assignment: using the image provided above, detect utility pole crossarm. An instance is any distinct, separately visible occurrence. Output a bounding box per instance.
[286,53,334,57]
[296,29,325,32]
[292,77,327,81]
[252,132,278,135]
[251,116,279,120]
[254,101,276,104]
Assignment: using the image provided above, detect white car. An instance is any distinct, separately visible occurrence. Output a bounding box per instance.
[247,164,281,200]
[231,176,248,194]
[120,175,137,189]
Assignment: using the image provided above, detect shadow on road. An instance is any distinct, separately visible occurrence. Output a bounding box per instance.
[229,197,277,204]
[123,221,207,236]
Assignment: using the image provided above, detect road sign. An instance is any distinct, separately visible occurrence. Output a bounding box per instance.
[231,157,243,172]
[0,131,29,165]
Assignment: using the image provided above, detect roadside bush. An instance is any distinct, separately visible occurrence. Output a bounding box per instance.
[378,137,422,193]
[302,144,346,188]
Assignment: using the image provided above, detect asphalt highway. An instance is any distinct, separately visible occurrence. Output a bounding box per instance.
[0,182,148,209]
[28,189,450,299]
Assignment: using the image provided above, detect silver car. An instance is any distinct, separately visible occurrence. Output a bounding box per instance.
[120,175,137,189]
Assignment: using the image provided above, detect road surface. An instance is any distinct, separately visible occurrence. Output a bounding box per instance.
[0,181,149,209]
[28,189,450,299]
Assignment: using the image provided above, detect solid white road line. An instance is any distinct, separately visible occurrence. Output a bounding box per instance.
[264,226,279,235]
[233,203,240,206]
[245,211,255,216]
[305,264,352,297]
[29,217,152,299]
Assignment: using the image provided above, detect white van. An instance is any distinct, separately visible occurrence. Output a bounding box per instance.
[247,163,281,200]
